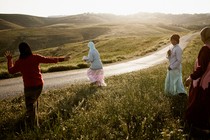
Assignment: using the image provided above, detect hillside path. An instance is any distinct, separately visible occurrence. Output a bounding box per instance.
[0,33,197,100]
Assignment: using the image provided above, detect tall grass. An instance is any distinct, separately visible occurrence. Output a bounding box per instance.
[0,35,203,139]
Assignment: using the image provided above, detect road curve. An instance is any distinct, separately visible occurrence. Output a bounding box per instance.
[0,33,198,100]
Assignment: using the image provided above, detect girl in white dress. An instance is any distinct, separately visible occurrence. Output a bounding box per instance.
[165,34,186,95]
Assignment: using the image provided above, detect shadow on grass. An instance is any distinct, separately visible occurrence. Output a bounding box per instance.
[0,115,26,139]
[167,93,188,124]
[41,85,99,128]
[0,85,99,139]
[0,96,28,139]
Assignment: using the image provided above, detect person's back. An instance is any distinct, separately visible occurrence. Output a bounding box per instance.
[89,49,103,70]
[16,55,42,87]
[5,42,69,127]
[83,41,106,86]
[9,54,64,88]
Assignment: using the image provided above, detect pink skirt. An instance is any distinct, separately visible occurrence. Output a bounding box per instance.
[87,68,107,86]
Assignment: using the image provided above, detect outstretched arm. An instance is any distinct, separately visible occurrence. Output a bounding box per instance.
[36,54,70,63]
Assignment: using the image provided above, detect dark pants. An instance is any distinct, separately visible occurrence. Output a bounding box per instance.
[24,85,43,127]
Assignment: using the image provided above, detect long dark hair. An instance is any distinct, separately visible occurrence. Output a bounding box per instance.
[19,42,32,59]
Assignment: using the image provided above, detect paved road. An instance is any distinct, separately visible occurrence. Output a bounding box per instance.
[0,33,197,100]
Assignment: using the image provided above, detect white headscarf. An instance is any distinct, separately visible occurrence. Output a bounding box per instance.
[88,41,96,52]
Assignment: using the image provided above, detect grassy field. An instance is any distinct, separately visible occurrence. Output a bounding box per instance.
[0,23,191,78]
[0,34,203,139]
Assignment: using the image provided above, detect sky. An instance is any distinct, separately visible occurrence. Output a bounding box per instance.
[0,0,210,17]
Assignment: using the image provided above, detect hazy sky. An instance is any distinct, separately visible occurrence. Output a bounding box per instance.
[0,0,209,17]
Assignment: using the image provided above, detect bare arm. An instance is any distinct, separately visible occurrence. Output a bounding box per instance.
[4,51,19,74]
[36,54,70,63]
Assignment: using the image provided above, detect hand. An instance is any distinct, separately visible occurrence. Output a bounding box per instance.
[4,51,12,60]
[64,55,71,61]
[82,56,88,61]
[167,50,171,57]
[168,66,172,71]
[185,77,192,87]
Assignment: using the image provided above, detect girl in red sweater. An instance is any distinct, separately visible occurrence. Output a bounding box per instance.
[5,42,70,127]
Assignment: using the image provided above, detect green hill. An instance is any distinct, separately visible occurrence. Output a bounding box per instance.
[132,13,210,24]
[0,26,110,56]
[0,12,209,74]
[0,14,46,27]
[2,12,207,62]
[0,13,118,28]
[0,19,23,30]
[1,12,209,56]
[1,13,210,29]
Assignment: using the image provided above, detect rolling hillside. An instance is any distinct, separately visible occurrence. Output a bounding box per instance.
[0,13,209,59]
[1,13,210,29]
[0,26,110,56]
[0,19,23,30]
[0,14,46,28]
[0,13,117,29]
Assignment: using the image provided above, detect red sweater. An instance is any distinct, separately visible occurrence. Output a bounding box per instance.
[8,54,64,88]
[191,45,210,80]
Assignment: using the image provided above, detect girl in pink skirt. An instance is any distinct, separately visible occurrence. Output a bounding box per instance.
[83,41,107,86]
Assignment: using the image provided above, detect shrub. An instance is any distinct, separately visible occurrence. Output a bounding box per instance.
[47,65,78,72]
[0,71,21,79]
[77,63,89,68]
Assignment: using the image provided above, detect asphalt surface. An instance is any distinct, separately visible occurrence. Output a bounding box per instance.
[0,33,197,100]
